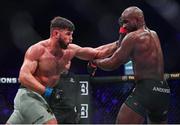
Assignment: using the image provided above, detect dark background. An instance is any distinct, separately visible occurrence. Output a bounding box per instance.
[0,0,180,76]
[0,0,180,123]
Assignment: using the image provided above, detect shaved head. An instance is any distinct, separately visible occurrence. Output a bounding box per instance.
[122,6,144,24]
[119,6,145,32]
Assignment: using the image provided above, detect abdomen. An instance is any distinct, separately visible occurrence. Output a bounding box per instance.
[35,75,60,87]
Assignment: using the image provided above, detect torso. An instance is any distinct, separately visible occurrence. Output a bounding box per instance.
[131,29,164,80]
[34,40,75,87]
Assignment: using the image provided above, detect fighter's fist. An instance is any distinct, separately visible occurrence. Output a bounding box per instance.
[87,61,97,76]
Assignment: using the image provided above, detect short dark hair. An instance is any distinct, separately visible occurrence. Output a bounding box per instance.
[50,16,75,31]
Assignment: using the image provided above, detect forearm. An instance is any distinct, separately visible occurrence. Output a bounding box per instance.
[19,72,46,95]
[73,42,117,60]
[94,58,115,71]
[94,41,118,59]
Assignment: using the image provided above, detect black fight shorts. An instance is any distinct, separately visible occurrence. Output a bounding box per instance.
[125,79,170,122]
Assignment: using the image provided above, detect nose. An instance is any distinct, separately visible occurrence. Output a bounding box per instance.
[122,24,126,28]
[70,36,73,43]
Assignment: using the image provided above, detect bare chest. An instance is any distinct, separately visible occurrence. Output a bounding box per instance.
[38,50,73,75]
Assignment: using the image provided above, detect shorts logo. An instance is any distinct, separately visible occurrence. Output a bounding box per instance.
[70,78,75,83]
[80,104,88,118]
[133,102,138,106]
[80,81,88,95]
[152,87,170,93]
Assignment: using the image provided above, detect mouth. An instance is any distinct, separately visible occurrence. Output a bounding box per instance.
[59,41,67,49]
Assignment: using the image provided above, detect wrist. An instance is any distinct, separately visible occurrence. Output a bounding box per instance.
[92,60,98,66]
[44,87,53,97]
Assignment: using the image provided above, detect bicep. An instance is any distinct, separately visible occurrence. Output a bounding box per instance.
[20,58,38,74]
[77,47,97,60]
[20,46,42,74]
[71,44,97,60]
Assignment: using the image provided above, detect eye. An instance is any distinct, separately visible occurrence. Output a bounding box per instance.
[118,18,128,26]
[123,20,128,24]
[65,31,73,36]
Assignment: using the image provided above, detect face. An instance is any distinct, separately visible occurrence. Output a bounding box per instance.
[56,29,73,49]
[120,14,138,32]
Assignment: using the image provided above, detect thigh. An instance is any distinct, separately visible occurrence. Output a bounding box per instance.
[20,90,56,124]
[116,92,146,124]
[6,110,24,124]
[7,89,25,124]
[146,81,170,123]
[116,103,145,124]
[147,95,169,123]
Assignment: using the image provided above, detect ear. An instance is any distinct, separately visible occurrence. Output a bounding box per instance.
[52,29,60,38]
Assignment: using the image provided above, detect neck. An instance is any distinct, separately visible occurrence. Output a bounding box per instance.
[48,38,62,55]
[138,22,146,29]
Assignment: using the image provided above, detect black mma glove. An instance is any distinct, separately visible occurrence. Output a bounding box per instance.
[43,87,63,103]
[87,61,97,76]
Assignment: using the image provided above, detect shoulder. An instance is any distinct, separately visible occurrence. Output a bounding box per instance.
[27,42,45,54]
[149,29,157,34]
[150,30,158,37]
[123,31,138,43]
[25,41,45,60]
[68,43,80,49]
[68,43,81,52]
[128,29,156,41]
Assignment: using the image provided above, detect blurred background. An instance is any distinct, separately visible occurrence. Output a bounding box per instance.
[0,0,180,123]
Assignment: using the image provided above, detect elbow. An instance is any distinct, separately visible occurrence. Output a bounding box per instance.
[18,71,28,86]
[18,75,24,83]
[99,60,120,71]
[107,58,121,70]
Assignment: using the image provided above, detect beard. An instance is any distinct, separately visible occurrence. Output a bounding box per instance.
[126,23,138,32]
[127,26,137,32]
[58,38,68,49]
[59,41,68,49]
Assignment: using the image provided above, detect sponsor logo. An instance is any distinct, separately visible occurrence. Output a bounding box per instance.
[0,77,17,84]
[152,87,170,93]
[70,77,75,83]
[80,81,88,95]
[80,104,88,118]
[133,102,138,106]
